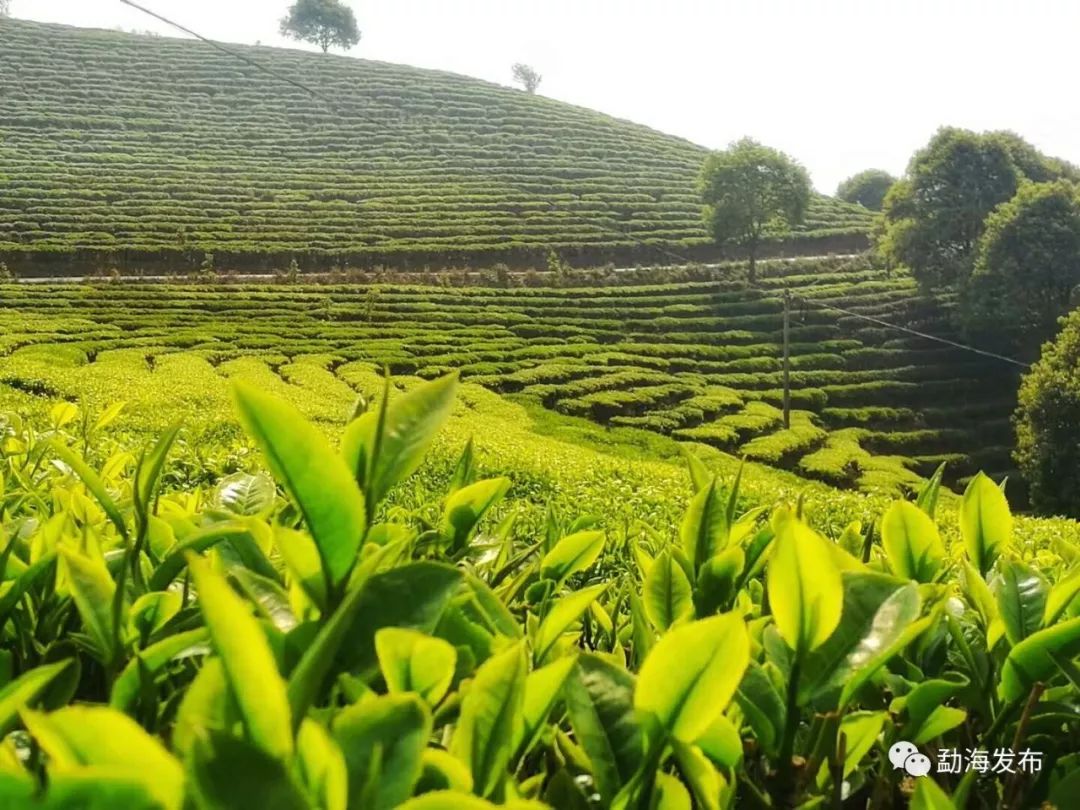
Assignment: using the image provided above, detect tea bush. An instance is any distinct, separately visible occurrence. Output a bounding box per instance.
[2,375,1080,808]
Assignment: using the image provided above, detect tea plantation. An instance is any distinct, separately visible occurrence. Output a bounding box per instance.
[0,18,871,273]
[0,257,1021,499]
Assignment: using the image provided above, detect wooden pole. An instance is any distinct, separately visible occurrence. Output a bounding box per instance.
[782,288,791,429]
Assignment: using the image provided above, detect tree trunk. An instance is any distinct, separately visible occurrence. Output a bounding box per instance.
[748,248,757,284]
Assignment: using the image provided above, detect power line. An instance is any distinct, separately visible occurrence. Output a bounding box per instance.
[782,289,1031,369]
[597,220,1032,368]
[117,0,336,108]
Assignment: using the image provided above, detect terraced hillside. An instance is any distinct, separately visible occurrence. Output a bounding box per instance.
[0,19,872,274]
[0,257,1022,498]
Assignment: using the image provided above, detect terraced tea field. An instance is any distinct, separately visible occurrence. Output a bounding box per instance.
[0,18,872,274]
[0,257,1022,499]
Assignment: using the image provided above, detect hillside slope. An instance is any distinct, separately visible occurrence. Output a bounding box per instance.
[0,257,1021,499]
[0,19,871,273]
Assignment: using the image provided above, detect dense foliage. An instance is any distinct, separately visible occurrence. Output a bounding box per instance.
[0,19,872,275]
[1015,308,1080,518]
[279,0,362,54]
[0,258,1025,497]
[2,374,1080,809]
[836,170,896,212]
[878,128,1076,291]
[699,140,812,282]
[964,181,1080,351]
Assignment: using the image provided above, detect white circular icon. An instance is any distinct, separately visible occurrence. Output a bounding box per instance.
[888,741,932,777]
[888,741,919,770]
[905,753,933,777]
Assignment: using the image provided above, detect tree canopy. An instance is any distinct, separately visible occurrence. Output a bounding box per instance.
[279,0,360,54]
[1016,307,1080,517]
[878,128,1076,290]
[699,138,811,281]
[964,180,1080,351]
[511,63,542,94]
[836,169,895,211]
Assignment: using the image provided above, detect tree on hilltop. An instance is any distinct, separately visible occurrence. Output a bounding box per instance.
[0,1,11,18]
[699,138,811,282]
[836,169,896,211]
[280,0,361,54]
[512,63,542,94]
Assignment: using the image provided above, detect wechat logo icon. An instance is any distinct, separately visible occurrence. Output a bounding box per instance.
[889,741,932,777]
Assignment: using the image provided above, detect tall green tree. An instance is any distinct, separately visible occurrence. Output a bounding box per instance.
[878,128,1021,290]
[699,138,811,282]
[1016,308,1080,517]
[964,181,1080,350]
[279,0,360,54]
[836,169,896,211]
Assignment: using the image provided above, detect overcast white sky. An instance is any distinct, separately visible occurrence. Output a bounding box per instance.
[10,0,1079,192]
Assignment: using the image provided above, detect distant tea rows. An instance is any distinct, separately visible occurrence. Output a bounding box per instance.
[0,19,872,273]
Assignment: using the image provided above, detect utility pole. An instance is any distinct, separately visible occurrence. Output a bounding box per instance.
[782,287,791,429]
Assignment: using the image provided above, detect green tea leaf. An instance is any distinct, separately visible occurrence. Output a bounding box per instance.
[1044,565,1080,626]
[915,462,946,518]
[126,590,181,642]
[148,523,258,591]
[693,713,742,769]
[910,776,957,810]
[58,546,118,665]
[450,642,527,798]
[172,658,240,761]
[801,574,917,704]
[23,705,183,810]
[680,446,712,494]
[50,441,128,542]
[375,627,457,705]
[189,731,308,810]
[110,628,210,711]
[133,423,181,527]
[213,472,277,517]
[880,500,945,582]
[643,550,694,632]
[332,561,463,676]
[333,693,432,810]
[342,373,458,509]
[837,711,886,778]
[439,477,511,554]
[993,560,1049,646]
[0,660,73,736]
[541,530,605,583]
[1000,615,1080,701]
[636,613,749,742]
[296,719,347,810]
[838,612,937,709]
[187,552,292,760]
[534,584,607,664]
[513,655,577,760]
[564,653,643,805]
[960,472,1012,576]
[766,512,843,654]
[680,478,728,572]
[233,380,366,591]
